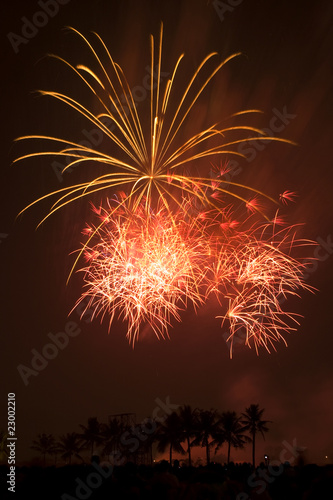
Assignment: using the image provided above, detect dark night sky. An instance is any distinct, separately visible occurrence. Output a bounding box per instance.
[1,0,333,465]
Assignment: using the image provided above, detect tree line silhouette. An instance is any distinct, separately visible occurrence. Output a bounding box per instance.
[30,404,270,468]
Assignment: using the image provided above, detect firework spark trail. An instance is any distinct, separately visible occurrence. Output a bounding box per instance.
[222,288,298,356]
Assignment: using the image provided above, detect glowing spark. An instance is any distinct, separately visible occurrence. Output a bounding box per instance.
[246,196,265,214]
[279,190,298,205]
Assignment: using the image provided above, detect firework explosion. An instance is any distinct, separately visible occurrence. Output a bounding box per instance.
[15,25,314,355]
[75,198,208,345]
[211,223,315,356]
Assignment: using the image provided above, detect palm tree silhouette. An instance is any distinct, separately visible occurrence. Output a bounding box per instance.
[218,411,249,464]
[101,417,123,458]
[191,409,219,465]
[58,432,84,465]
[178,405,198,467]
[241,404,270,467]
[31,433,57,466]
[156,411,185,465]
[79,417,102,459]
